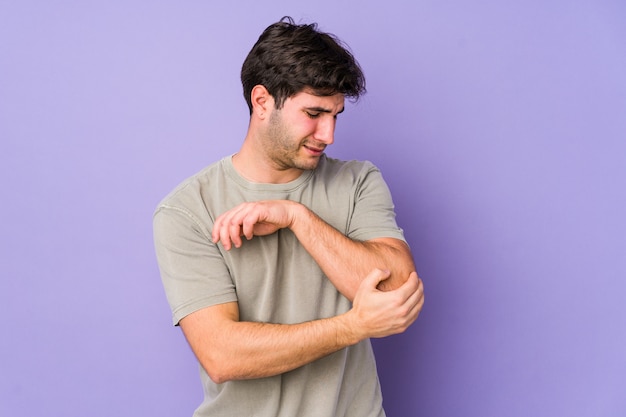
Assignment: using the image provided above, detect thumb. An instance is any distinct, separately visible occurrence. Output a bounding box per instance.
[361,268,391,290]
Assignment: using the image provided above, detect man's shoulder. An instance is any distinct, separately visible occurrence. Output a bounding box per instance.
[155,157,228,212]
[315,155,379,180]
[318,155,377,172]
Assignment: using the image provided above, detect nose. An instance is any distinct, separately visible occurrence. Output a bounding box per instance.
[313,117,335,145]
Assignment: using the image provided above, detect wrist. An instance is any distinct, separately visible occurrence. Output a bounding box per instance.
[287,201,308,231]
[332,311,361,347]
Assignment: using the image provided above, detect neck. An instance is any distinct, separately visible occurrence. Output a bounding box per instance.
[232,141,304,184]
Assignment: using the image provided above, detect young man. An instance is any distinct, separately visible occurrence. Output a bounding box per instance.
[153,17,424,417]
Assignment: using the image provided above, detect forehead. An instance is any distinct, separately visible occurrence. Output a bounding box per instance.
[284,90,345,112]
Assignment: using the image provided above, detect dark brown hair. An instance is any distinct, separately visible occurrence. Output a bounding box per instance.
[241,17,366,114]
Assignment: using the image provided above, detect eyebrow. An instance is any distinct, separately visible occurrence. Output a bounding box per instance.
[305,106,345,115]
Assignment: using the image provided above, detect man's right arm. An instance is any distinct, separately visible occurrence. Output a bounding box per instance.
[179,268,423,384]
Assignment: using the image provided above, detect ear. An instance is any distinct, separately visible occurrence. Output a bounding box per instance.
[250,85,274,120]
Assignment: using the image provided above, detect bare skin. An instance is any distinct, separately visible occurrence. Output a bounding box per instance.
[180,86,425,383]
[211,199,416,298]
[181,269,423,383]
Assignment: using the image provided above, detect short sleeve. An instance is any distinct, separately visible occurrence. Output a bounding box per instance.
[153,205,237,325]
[347,163,406,243]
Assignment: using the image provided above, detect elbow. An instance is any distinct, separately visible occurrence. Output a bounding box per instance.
[200,357,236,384]
[387,257,417,291]
[377,268,415,292]
[207,370,231,385]
[179,303,243,384]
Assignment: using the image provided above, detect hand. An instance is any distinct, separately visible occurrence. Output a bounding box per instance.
[212,200,300,250]
[346,269,424,340]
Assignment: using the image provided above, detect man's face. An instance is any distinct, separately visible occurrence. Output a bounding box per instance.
[262,90,345,172]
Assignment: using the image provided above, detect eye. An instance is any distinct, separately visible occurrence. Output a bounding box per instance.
[306,112,321,119]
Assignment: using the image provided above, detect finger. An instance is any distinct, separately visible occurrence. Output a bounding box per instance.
[405,277,423,305]
[392,272,419,301]
[219,225,233,250]
[227,210,248,248]
[392,276,422,323]
[211,216,224,243]
[212,206,240,244]
[407,287,425,322]
[228,203,261,246]
[231,225,244,248]
[361,268,391,290]
[218,215,238,250]
[241,210,261,241]
[214,204,248,249]
[404,279,425,319]
[232,206,261,245]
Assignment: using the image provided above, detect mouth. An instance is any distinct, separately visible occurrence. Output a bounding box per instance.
[303,144,326,156]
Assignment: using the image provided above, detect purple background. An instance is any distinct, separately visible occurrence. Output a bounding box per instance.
[2,1,625,416]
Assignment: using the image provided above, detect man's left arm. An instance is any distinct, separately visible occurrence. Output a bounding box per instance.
[212,199,416,301]
[291,203,415,299]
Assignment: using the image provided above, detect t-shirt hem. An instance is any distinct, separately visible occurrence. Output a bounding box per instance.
[350,229,406,243]
[171,293,238,326]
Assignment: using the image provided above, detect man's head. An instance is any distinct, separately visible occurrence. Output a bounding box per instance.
[241,17,366,115]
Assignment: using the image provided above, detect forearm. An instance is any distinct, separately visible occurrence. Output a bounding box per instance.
[210,199,416,299]
[181,269,423,384]
[181,304,359,384]
[289,202,416,299]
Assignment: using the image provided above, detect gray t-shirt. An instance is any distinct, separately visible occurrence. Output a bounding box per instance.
[153,154,406,417]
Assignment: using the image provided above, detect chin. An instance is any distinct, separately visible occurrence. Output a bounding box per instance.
[298,159,322,171]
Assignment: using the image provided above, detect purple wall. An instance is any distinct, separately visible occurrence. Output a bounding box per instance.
[2,1,625,416]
